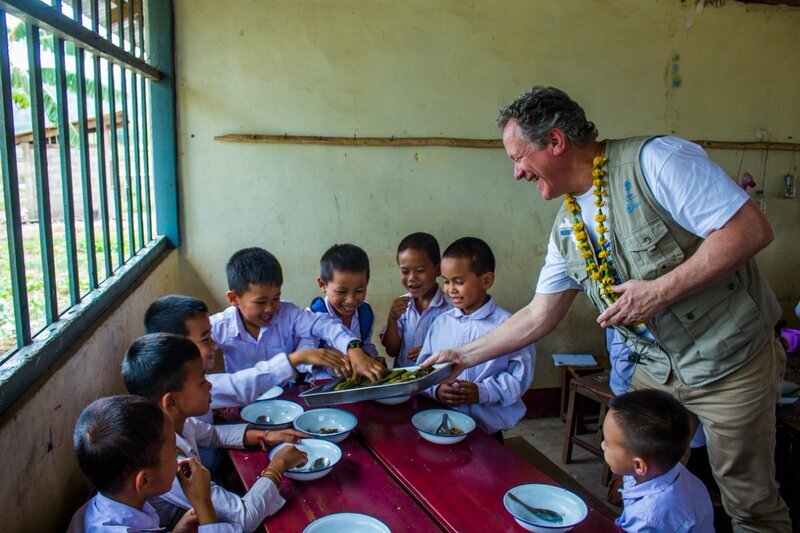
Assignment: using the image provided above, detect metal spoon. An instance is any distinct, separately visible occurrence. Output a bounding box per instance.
[256,415,273,424]
[435,413,451,435]
[508,492,563,523]
[295,456,330,472]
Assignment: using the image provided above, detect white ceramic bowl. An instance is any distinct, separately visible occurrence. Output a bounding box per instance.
[411,408,476,445]
[256,385,284,401]
[374,394,411,405]
[293,408,358,443]
[503,484,588,532]
[303,512,390,532]
[269,438,342,481]
[241,399,304,430]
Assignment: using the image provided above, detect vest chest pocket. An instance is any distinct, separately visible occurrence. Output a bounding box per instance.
[565,260,589,285]
[620,218,685,280]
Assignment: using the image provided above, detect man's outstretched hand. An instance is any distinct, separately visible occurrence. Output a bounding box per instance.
[419,348,467,382]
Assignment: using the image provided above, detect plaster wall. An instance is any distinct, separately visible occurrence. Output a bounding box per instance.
[174,0,800,388]
[0,250,180,532]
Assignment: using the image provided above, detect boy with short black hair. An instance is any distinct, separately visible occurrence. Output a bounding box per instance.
[212,247,383,383]
[603,389,714,532]
[382,232,451,367]
[417,237,534,441]
[67,395,231,532]
[146,294,349,408]
[310,243,384,380]
[123,333,308,532]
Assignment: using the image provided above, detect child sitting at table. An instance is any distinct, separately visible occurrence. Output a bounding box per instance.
[122,333,308,532]
[146,294,350,408]
[417,237,534,442]
[603,389,714,532]
[67,395,231,532]
[308,243,384,380]
[381,232,451,367]
[212,247,382,382]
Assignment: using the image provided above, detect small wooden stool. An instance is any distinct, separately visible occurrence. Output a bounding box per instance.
[560,362,608,422]
[562,370,614,485]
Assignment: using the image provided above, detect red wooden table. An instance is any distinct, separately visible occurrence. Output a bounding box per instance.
[228,428,438,531]
[228,385,619,532]
[340,395,618,532]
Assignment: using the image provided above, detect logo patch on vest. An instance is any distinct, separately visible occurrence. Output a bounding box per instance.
[624,180,642,214]
[558,217,573,240]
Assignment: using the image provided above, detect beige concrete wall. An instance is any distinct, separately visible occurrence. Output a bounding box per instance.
[174,0,800,388]
[0,250,180,532]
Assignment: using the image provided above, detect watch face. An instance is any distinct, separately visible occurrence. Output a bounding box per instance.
[348,340,363,349]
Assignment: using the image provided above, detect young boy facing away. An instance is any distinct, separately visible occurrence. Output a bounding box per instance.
[145,294,349,409]
[381,232,451,367]
[68,395,233,532]
[212,247,383,383]
[417,237,534,442]
[123,333,308,532]
[603,389,714,532]
[308,243,384,379]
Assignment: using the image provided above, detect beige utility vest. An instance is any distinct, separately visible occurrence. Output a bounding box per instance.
[550,136,780,386]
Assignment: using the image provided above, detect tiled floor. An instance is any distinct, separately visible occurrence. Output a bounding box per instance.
[505,415,621,517]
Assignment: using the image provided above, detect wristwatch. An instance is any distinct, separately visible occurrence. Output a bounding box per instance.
[347,339,363,350]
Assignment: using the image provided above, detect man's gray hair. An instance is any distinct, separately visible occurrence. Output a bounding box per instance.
[497,86,597,148]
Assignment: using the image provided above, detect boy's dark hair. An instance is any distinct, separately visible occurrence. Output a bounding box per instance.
[144,295,208,335]
[226,247,283,295]
[320,243,370,282]
[608,389,691,472]
[442,237,495,275]
[74,395,166,494]
[122,333,202,401]
[397,232,441,266]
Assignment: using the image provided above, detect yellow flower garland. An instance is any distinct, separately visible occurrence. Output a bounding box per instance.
[565,155,617,305]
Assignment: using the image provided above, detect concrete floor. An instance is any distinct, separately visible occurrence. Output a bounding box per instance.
[505,416,621,518]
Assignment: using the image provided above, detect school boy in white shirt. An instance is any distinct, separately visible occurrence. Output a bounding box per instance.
[381,232,451,367]
[68,395,238,532]
[145,295,350,408]
[417,237,535,441]
[122,333,308,532]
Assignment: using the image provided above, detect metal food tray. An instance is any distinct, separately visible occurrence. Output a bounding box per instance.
[300,363,452,406]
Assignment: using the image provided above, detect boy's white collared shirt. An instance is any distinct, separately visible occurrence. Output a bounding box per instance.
[416,297,535,434]
[149,418,283,532]
[617,463,714,533]
[392,286,451,368]
[68,491,242,532]
[211,301,358,374]
[207,357,295,409]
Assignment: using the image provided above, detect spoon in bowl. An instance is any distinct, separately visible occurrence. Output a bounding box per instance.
[508,492,563,523]
[435,413,451,435]
[295,457,330,472]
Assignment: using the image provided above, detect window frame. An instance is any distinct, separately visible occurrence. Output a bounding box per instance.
[0,0,178,416]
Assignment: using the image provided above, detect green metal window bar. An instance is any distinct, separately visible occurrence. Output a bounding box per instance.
[0,0,177,417]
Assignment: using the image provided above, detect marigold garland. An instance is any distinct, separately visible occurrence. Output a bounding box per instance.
[565,155,617,305]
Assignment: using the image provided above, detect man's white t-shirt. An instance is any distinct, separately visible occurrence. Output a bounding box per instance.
[535,136,749,294]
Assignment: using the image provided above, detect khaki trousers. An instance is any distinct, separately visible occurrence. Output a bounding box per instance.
[631,336,791,533]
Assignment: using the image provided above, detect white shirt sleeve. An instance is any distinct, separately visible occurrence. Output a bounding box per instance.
[640,137,749,238]
[157,475,284,532]
[476,344,535,406]
[535,235,582,294]
[186,417,248,450]
[209,355,296,409]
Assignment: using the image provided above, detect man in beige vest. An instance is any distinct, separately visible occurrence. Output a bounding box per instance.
[425,86,790,532]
